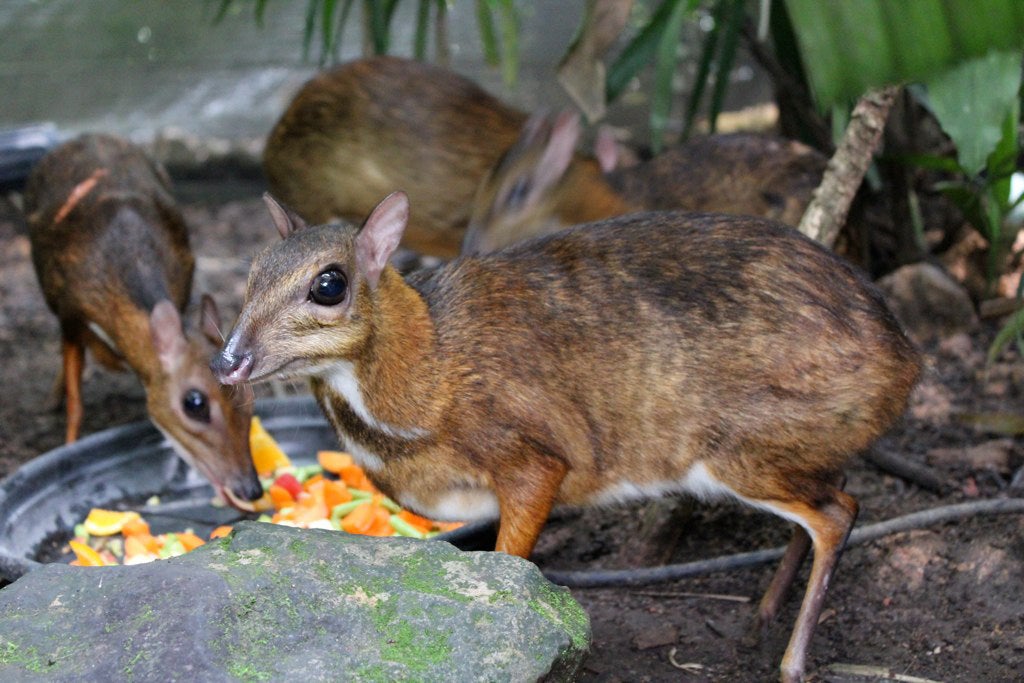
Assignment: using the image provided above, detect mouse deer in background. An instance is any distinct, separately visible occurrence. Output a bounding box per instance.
[213,190,920,682]
[25,133,262,509]
[262,56,626,260]
[462,109,830,255]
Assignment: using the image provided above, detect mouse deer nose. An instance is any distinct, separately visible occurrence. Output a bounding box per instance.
[211,347,253,385]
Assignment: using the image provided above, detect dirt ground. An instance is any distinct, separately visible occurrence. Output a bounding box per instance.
[1,179,1023,683]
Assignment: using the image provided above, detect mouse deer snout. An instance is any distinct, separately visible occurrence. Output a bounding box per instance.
[211,343,254,385]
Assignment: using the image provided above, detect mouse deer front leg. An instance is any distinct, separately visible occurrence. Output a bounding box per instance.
[491,444,568,559]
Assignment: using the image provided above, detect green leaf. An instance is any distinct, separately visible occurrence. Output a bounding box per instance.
[897,152,965,175]
[606,0,679,103]
[475,0,500,66]
[681,0,724,139]
[254,0,269,27]
[706,0,743,133]
[987,100,1021,212]
[988,306,1024,364]
[926,49,1023,176]
[414,0,431,59]
[321,0,338,63]
[651,0,697,153]
[366,0,396,54]
[496,0,519,87]
[784,0,1024,108]
[212,0,234,24]
[302,0,319,61]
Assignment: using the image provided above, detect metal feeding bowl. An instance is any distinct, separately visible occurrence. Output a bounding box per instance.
[0,396,495,583]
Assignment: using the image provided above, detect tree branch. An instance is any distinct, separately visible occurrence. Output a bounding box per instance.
[799,85,900,248]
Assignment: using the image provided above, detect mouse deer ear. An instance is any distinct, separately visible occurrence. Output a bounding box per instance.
[594,125,620,173]
[150,299,187,369]
[263,193,306,239]
[535,110,581,188]
[356,191,409,290]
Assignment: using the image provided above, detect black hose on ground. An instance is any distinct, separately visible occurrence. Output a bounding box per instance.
[542,497,1024,588]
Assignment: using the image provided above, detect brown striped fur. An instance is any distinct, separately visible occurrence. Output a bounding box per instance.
[463,110,829,255]
[264,56,533,258]
[24,133,262,507]
[215,192,920,682]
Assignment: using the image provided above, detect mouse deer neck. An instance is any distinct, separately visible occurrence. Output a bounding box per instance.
[324,266,444,436]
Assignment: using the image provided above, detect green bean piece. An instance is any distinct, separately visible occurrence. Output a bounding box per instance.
[389,514,426,539]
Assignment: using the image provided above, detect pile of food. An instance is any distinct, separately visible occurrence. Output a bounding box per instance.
[67,416,462,566]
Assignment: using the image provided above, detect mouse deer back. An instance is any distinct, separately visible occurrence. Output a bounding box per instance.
[462,110,829,254]
[264,56,533,258]
[25,133,262,508]
[215,192,920,682]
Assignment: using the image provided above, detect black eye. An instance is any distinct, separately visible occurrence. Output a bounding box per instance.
[182,389,210,423]
[504,177,532,208]
[310,268,348,306]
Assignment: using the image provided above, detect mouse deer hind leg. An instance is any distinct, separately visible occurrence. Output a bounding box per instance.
[758,487,859,683]
[753,473,850,635]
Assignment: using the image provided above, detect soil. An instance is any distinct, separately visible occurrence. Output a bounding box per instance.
[1,180,1023,683]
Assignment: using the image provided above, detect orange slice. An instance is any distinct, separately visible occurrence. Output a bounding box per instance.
[69,540,106,566]
[250,416,292,476]
[83,508,142,536]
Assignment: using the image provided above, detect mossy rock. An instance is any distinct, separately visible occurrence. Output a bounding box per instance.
[0,522,590,681]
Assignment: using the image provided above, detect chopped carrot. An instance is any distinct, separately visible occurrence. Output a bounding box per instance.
[176,531,206,552]
[121,516,151,537]
[124,535,151,559]
[268,483,295,509]
[302,473,325,490]
[434,521,465,533]
[321,479,352,509]
[209,525,233,540]
[341,501,393,536]
[290,493,329,527]
[130,532,161,554]
[270,510,289,524]
[317,450,353,475]
[338,464,378,492]
[68,540,106,566]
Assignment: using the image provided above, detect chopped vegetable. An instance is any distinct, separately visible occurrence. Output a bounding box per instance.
[317,450,353,474]
[83,509,142,536]
[176,531,206,552]
[67,417,463,567]
[249,415,292,476]
[272,472,303,499]
[69,540,106,566]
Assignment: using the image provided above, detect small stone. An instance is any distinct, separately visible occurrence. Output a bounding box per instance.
[927,439,1013,473]
[633,625,679,651]
[876,263,978,342]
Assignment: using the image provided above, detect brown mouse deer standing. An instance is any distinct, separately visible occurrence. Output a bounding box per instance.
[462,110,829,254]
[213,191,920,682]
[24,133,262,509]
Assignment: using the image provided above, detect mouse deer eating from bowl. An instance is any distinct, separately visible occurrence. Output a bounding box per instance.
[25,133,263,510]
[213,191,920,682]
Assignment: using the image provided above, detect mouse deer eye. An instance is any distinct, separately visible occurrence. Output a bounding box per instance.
[504,177,532,209]
[182,388,210,423]
[310,268,348,306]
